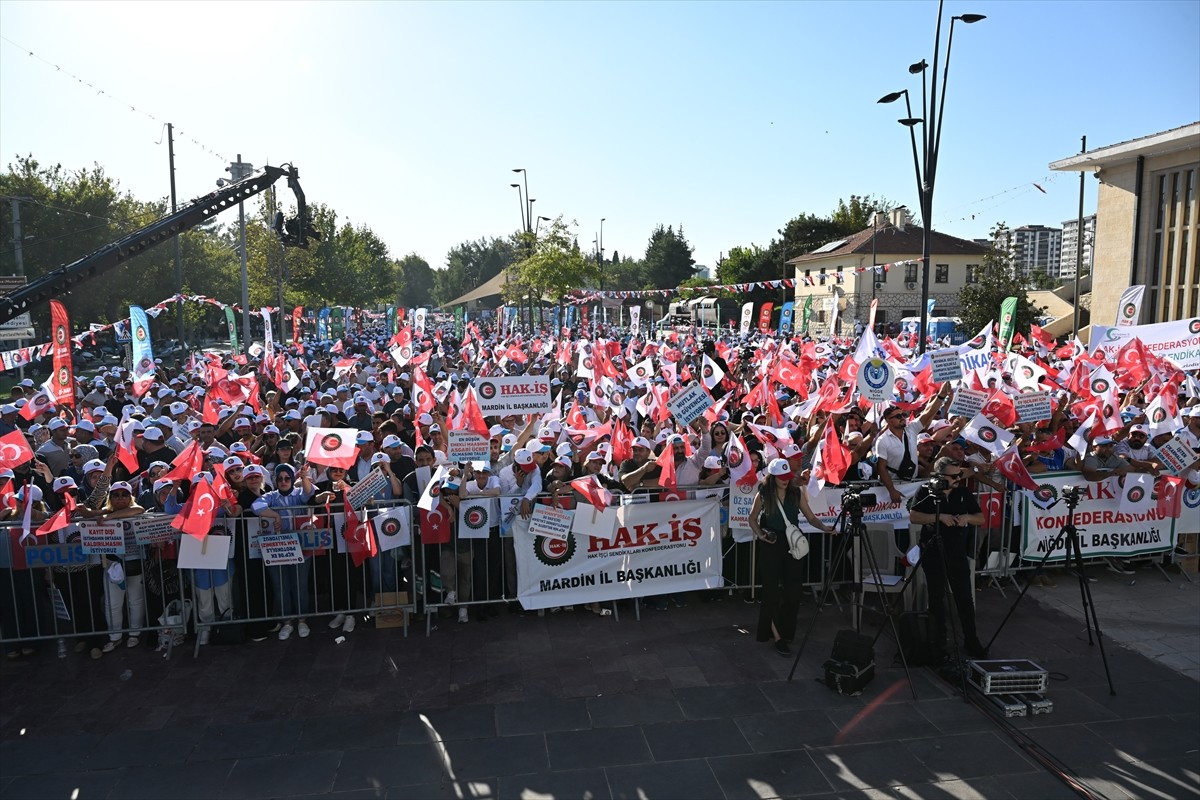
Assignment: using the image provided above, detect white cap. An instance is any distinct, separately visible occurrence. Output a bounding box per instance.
[418,413,434,425]
[766,458,792,477]
[142,427,164,442]
[555,442,574,458]
[82,458,106,474]
[16,485,43,503]
[74,420,95,433]
[222,456,244,470]
[703,455,723,470]
[355,431,374,444]
[552,456,573,470]
[381,434,402,449]
[47,418,68,431]
[781,443,802,459]
[169,401,188,416]
[632,437,654,451]
[370,452,390,465]
[52,476,78,492]
[514,449,535,466]
[501,433,517,452]
[153,478,175,493]
[109,481,133,494]
[263,424,281,435]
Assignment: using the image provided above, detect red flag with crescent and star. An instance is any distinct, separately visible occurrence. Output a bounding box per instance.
[172,476,219,540]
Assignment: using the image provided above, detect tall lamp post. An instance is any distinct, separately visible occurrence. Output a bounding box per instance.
[878,3,985,353]
[597,218,606,324]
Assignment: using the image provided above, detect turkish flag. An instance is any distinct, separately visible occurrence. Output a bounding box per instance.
[115,418,141,475]
[610,419,633,466]
[1156,475,1184,519]
[419,506,451,545]
[36,491,76,536]
[162,440,205,483]
[171,477,219,540]
[457,388,490,440]
[1114,338,1150,389]
[818,420,851,486]
[979,492,1005,528]
[654,446,677,490]
[982,390,1018,428]
[571,476,613,513]
[342,490,377,568]
[304,427,360,469]
[0,434,33,472]
[993,445,1040,492]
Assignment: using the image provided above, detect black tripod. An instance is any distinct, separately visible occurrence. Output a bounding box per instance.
[988,488,1116,696]
[787,487,917,701]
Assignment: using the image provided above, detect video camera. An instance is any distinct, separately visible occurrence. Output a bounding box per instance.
[1061,484,1085,504]
[841,482,880,514]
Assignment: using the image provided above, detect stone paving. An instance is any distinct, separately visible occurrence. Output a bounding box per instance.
[1,577,1197,799]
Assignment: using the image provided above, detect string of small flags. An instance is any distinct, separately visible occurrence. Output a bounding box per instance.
[566,260,920,303]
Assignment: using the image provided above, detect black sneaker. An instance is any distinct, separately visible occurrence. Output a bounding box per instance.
[774,640,791,657]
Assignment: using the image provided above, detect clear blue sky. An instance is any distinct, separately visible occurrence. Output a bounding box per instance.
[1,0,1197,282]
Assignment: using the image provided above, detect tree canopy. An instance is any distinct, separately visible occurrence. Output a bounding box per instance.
[958,223,1048,338]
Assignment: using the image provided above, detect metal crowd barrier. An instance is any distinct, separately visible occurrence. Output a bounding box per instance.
[4,471,1187,656]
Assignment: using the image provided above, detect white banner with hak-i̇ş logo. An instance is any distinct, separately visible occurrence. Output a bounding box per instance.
[515,498,721,610]
[474,375,553,416]
[1020,472,1177,561]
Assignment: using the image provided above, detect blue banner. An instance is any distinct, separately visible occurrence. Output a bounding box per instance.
[317,308,330,341]
[779,301,794,334]
[129,305,155,394]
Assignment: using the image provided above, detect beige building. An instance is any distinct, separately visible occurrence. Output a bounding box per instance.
[1050,122,1199,336]
[785,209,989,337]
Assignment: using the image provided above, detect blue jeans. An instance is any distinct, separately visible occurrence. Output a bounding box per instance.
[367,549,401,600]
[268,561,310,618]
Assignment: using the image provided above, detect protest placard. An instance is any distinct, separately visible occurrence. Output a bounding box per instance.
[177,534,232,569]
[448,430,490,463]
[131,517,176,546]
[79,523,125,556]
[1156,437,1200,475]
[856,358,897,403]
[948,387,988,419]
[1014,391,1053,423]
[346,467,389,510]
[930,347,964,383]
[667,383,713,426]
[258,534,305,566]
[528,504,573,541]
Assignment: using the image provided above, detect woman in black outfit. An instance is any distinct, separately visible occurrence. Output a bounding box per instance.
[748,459,834,656]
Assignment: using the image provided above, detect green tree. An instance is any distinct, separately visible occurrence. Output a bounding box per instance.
[504,217,598,305]
[1027,268,1058,290]
[643,225,695,287]
[432,236,517,306]
[395,253,435,308]
[958,223,1048,338]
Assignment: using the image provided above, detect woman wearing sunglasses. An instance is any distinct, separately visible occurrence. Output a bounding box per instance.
[95,481,147,652]
[908,457,988,660]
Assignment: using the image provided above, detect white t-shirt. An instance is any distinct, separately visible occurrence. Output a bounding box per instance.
[874,420,923,480]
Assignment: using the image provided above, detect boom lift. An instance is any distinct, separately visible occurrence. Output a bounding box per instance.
[0,164,317,323]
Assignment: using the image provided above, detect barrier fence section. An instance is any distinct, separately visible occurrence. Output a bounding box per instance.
[2,473,1192,654]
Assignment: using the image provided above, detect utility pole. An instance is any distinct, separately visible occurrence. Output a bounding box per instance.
[6,196,30,380]
[227,155,255,351]
[1072,135,1087,340]
[168,123,184,343]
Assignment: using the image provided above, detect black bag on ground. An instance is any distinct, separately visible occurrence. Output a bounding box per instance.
[896,611,938,666]
[822,629,875,696]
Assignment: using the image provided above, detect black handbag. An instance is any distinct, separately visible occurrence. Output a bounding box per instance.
[822,629,876,696]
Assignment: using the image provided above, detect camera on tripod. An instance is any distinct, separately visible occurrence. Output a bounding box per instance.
[1061,484,1085,504]
[841,482,879,514]
[926,475,951,492]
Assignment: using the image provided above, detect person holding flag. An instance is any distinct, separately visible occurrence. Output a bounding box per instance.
[251,464,317,641]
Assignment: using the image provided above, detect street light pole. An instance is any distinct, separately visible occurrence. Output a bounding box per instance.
[599,218,606,324]
[878,2,984,354]
[1072,135,1087,339]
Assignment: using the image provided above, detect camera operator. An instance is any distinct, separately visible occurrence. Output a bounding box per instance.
[908,457,988,659]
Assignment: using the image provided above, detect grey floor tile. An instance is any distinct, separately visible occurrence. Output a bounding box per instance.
[401,704,497,741]
[641,718,752,761]
[707,750,834,799]
[812,740,939,790]
[110,760,235,799]
[497,768,611,800]
[388,779,500,800]
[549,727,653,771]
[587,691,683,728]
[444,733,548,779]
[735,709,840,752]
[295,711,402,752]
[0,733,103,776]
[1086,713,1200,761]
[1,768,120,800]
[220,751,342,799]
[758,678,864,713]
[333,744,447,791]
[606,759,725,799]
[496,697,591,736]
[825,700,941,746]
[190,719,302,762]
[672,684,774,720]
[904,731,1037,780]
[82,727,202,770]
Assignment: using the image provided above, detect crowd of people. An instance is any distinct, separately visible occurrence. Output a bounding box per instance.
[0,310,1197,666]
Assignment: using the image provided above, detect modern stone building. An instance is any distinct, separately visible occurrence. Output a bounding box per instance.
[1050,122,1199,331]
[1059,213,1096,281]
[997,224,1063,279]
[785,208,989,337]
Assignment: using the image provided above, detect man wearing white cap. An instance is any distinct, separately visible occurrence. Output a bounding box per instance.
[36,418,72,475]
